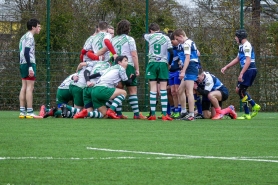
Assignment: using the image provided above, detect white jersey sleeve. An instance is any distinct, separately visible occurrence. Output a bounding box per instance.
[19,32,36,64]
[58,73,77,89]
[243,41,252,58]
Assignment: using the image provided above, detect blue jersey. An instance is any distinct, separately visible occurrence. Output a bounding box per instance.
[238,41,256,69]
[182,39,199,75]
[168,44,185,72]
[182,39,199,63]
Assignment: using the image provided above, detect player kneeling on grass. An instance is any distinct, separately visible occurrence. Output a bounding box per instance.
[40,73,79,118]
[194,69,237,120]
[75,56,131,119]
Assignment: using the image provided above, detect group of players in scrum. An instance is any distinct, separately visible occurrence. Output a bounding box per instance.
[39,20,260,121]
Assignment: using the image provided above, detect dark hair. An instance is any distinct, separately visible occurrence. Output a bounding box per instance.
[117,20,130,35]
[149,23,160,32]
[167,32,175,40]
[198,68,204,75]
[115,55,128,64]
[98,21,108,30]
[94,25,99,33]
[27,19,40,30]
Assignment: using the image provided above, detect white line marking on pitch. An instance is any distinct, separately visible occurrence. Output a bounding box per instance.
[86,147,278,163]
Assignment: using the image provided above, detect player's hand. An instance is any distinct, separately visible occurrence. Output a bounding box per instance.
[179,71,185,80]
[73,75,79,82]
[135,70,140,76]
[221,66,227,74]
[238,74,243,82]
[28,67,34,77]
[86,81,94,87]
[113,54,118,60]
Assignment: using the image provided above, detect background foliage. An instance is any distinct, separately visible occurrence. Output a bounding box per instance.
[0,0,277,111]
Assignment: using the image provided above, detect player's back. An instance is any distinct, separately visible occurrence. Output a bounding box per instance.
[112,34,136,65]
[95,65,128,88]
[145,32,172,63]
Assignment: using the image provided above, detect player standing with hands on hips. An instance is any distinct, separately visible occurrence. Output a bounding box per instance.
[221,29,261,119]
[19,18,41,118]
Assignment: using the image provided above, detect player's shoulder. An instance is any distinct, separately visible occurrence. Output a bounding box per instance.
[126,35,135,42]
[184,39,193,45]
[23,32,34,40]
[243,41,252,48]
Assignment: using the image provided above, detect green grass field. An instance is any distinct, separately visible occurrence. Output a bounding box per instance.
[0,111,278,185]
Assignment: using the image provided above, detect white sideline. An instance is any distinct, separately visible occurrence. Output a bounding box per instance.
[86,147,278,163]
[1,147,277,163]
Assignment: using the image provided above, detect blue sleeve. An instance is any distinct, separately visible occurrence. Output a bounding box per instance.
[24,47,31,67]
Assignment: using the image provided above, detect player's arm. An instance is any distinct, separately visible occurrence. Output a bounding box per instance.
[179,54,190,79]
[196,87,210,96]
[227,56,240,68]
[221,56,239,74]
[240,56,250,75]
[104,39,117,58]
[79,48,87,62]
[24,47,34,77]
[167,48,174,65]
[24,47,31,67]
[84,69,95,87]
[96,47,108,56]
[238,56,251,82]
[239,45,252,78]
[89,73,101,79]
[84,69,91,82]
[195,78,213,96]
[123,74,136,86]
[87,50,103,60]
[131,50,140,76]
[76,62,87,72]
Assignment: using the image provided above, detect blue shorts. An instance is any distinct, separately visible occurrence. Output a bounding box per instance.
[238,68,257,87]
[184,74,197,81]
[169,71,181,86]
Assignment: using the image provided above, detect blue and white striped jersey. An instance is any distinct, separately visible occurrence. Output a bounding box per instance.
[237,41,256,69]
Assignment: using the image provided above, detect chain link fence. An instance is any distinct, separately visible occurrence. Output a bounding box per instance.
[0,50,277,112]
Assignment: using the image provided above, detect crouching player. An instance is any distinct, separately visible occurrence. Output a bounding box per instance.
[89,56,130,119]
[194,69,237,119]
[41,73,78,118]
[73,59,111,119]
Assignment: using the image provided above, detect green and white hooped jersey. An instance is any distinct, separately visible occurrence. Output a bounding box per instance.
[19,32,36,64]
[144,32,172,63]
[71,66,90,89]
[86,61,111,84]
[83,31,112,62]
[71,69,86,88]
[58,73,77,90]
[112,34,137,66]
[95,64,128,88]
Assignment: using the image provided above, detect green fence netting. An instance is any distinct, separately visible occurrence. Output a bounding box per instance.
[0,50,277,112]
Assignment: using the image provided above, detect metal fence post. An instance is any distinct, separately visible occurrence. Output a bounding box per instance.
[144,0,149,112]
[46,0,51,108]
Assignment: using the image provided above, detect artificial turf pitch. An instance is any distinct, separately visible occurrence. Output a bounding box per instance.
[0,111,278,184]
